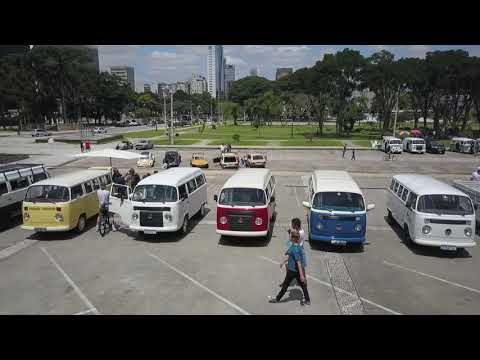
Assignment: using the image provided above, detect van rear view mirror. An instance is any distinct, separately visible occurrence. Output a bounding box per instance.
[302,201,311,209]
[213,195,218,202]
[367,203,375,211]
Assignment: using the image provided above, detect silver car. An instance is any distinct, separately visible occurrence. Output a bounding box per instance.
[135,139,154,150]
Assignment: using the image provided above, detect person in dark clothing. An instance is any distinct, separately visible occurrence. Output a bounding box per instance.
[269,230,311,306]
[112,168,125,184]
[342,144,347,158]
[80,142,84,153]
[351,148,356,160]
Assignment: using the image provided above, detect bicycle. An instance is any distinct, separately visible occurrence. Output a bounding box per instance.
[383,153,396,161]
[98,207,112,237]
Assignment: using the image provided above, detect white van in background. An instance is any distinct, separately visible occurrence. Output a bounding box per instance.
[382,136,403,154]
[403,137,426,154]
[387,174,476,251]
[109,167,207,235]
[450,137,474,154]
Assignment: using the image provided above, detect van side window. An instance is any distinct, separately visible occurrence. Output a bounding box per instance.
[92,178,101,190]
[407,193,418,209]
[397,185,404,197]
[105,174,112,184]
[187,179,197,193]
[0,182,7,195]
[84,181,93,193]
[265,186,270,200]
[401,188,409,201]
[178,184,188,198]
[390,179,395,190]
[195,175,205,187]
[10,177,29,191]
[71,185,84,200]
[393,182,399,193]
[32,172,47,183]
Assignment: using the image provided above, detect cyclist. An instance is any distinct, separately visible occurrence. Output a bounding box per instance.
[96,183,116,232]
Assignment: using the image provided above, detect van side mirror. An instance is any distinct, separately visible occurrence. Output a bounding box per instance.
[213,195,218,202]
[474,204,478,210]
[302,201,311,209]
[270,196,275,203]
[367,203,375,211]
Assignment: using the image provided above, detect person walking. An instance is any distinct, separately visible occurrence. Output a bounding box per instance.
[80,141,84,153]
[85,140,91,152]
[96,183,116,232]
[342,144,347,159]
[269,229,311,306]
[280,218,307,288]
[471,167,480,181]
[351,148,356,160]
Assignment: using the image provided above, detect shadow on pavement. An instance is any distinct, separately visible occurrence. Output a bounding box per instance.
[308,239,365,254]
[385,216,472,259]
[0,216,22,233]
[276,288,304,304]
[217,213,276,248]
[27,218,97,241]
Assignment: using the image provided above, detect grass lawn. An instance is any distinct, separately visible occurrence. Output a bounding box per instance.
[351,140,373,148]
[281,139,344,147]
[153,139,200,145]
[208,140,270,146]
[124,129,165,139]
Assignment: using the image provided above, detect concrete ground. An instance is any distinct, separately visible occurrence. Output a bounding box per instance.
[1,142,480,315]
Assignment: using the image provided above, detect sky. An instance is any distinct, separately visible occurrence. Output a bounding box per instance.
[97,45,480,92]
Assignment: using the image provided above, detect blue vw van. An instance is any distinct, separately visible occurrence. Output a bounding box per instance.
[302,171,375,245]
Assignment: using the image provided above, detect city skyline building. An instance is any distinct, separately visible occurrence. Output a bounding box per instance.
[207,45,225,99]
[144,84,151,92]
[249,67,258,77]
[189,74,207,95]
[224,64,235,97]
[276,67,293,80]
[110,66,135,89]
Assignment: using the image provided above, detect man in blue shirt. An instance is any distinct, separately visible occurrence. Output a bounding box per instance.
[269,230,311,305]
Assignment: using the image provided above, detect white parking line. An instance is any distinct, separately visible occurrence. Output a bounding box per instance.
[383,260,480,295]
[0,240,38,261]
[293,187,301,207]
[147,251,250,315]
[40,247,100,315]
[258,255,402,315]
[74,308,96,315]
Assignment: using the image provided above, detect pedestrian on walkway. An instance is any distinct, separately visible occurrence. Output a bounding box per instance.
[280,218,306,288]
[269,229,311,306]
[85,140,91,152]
[80,141,84,153]
[342,143,347,158]
[351,148,356,160]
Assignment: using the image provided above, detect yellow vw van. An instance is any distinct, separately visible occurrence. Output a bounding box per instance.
[21,168,112,233]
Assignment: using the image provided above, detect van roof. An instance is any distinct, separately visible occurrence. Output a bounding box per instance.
[393,174,466,196]
[222,153,237,156]
[0,163,44,174]
[312,170,362,195]
[33,169,110,187]
[403,137,425,141]
[383,136,401,141]
[222,168,271,190]
[451,137,473,141]
[138,167,203,187]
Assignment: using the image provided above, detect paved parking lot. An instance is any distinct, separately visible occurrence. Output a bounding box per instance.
[2,151,480,314]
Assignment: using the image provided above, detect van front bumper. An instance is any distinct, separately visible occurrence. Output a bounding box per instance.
[216,229,268,237]
[309,233,365,244]
[413,236,476,248]
[21,225,72,232]
[130,224,180,233]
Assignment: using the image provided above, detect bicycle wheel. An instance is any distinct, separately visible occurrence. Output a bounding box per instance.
[99,216,107,237]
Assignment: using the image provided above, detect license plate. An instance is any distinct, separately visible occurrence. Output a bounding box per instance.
[34,228,47,232]
[144,230,157,235]
[440,245,457,251]
[331,240,347,246]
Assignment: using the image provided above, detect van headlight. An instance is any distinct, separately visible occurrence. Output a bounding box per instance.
[55,214,64,222]
[255,217,263,226]
[316,223,323,230]
[24,212,30,221]
[422,225,431,234]
[464,227,472,237]
[354,224,362,232]
[220,216,227,225]
[132,213,139,221]
[164,213,173,222]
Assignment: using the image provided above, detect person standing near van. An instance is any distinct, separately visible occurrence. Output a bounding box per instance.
[96,183,116,232]
[269,230,311,306]
[351,148,356,160]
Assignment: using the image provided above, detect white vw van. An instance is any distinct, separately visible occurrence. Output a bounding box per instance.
[382,136,403,154]
[387,174,476,251]
[109,167,207,235]
[450,137,474,154]
[402,137,426,153]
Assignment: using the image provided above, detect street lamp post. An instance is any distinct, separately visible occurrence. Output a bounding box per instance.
[163,92,167,134]
[170,91,174,145]
[393,85,400,137]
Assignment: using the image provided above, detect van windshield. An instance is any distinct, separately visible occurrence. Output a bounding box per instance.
[389,140,401,144]
[223,156,237,163]
[132,185,178,203]
[312,192,365,212]
[417,194,473,215]
[253,155,264,160]
[25,185,70,203]
[413,140,425,144]
[219,188,266,206]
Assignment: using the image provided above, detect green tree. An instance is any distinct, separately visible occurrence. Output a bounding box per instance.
[229,76,273,105]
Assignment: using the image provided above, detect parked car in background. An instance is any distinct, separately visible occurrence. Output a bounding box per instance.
[245,153,267,168]
[135,139,154,150]
[93,127,107,134]
[116,140,134,150]
[220,153,239,169]
[136,152,155,167]
[31,129,50,137]
[163,151,182,168]
[190,152,209,168]
[425,139,446,154]
[128,120,139,126]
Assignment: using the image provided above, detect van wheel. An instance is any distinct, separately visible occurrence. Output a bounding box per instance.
[181,216,189,235]
[387,210,393,225]
[76,215,86,233]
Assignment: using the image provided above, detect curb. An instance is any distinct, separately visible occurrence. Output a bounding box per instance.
[152,145,373,151]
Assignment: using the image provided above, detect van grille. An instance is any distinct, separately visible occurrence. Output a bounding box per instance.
[428,219,469,225]
[140,211,163,227]
[226,210,253,231]
[134,206,170,211]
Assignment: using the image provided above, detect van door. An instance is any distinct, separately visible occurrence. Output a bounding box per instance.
[109,184,132,225]
[186,178,199,215]
[405,192,417,232]
[178,184,189,220]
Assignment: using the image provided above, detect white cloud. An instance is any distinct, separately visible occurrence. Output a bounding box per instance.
[405,45,432,58]
[368,45,390,51]
[225,56,247,66]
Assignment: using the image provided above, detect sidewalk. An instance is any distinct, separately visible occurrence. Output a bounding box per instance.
[152,144,373,151]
